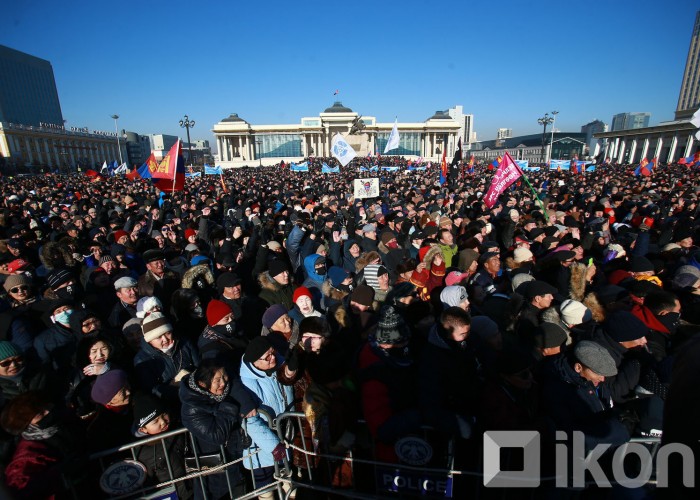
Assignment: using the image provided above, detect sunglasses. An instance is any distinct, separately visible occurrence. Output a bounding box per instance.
[9,286,28,294]
[0,356,23,368]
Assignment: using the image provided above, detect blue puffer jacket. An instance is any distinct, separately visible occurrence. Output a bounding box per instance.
[134,337,199,402]
[239,357,294,469]
[302,254,325,309]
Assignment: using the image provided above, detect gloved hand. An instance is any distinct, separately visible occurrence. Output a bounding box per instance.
[285,348,300,372]
[271,443,286,462]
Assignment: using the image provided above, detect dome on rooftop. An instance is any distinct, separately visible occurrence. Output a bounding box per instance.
[324,101,354,113]
[221,113,247,123]
[427,110,451,120]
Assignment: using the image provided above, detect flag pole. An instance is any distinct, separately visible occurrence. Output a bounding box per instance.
[520,171,547,215]
[172,139,179,193]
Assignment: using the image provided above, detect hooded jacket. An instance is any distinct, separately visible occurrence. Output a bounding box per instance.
[133,337,199,402]
[257,271,294,309]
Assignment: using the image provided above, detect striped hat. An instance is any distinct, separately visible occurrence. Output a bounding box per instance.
[141,312,172,342]
[363,264,388,291]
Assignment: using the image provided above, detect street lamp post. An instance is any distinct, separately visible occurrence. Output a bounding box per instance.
[110,114,123,165]
[179,115,195,166]
[549,111,559,163]
[537,113,555,164]
[256,140,262,167]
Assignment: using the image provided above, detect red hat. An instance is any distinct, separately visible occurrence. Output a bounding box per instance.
[7,259,29,274]
[206,299,232,326]
[185,229,197,240]
[113,230,128,242]
[293,286,312,303]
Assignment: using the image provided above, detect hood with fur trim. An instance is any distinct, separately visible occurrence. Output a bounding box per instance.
[258,270,283,292]
[40,242,76,271]
[355,251,381,273]
[181,264,215,289]
[569,262,588,302]
[420,245,444,271]
[322,279,349,302]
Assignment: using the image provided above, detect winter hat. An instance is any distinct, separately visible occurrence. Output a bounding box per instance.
[143,249,165,263]
[268,259,290,278]
[513,247,534,264]
[629,256,654,273]
[7,259,29,274]
[46,269,73,290]
[560,299,592,326]
[364,264,388,290]
[445,271,468,287]
[216,272,241,292]
[380,232,396,245]
[385,282,416,304]
[113,230,128,242]
[3,274,31,293]
[440,286,469,308]
[244,336,273,364]
[362,224,376,233]
[91,369,129,406]
[327,266,349,288]
[604,311,647,343]
[596,285,629,304]
[267,240,282,251]
[350,284,375,307]
[141,312,173,342]
[375,306,410,345]
[299,316,331,338]
[262,304,288,330]
[471,316,500,341]
[0,391,46,435]
[0,341,20,361]
[573,341,617,377]
[458,249,479,272]
[524,280,557,300]
[184,229,196,240]
[293,286,313,304]
[114,276,137,290]
[512,273,535,294]
[672,273,699,289]
[533,323,568,349]
[132,393,167,430]
[206,299,232,326]
[190,255,210,267]
[136,296,162,319]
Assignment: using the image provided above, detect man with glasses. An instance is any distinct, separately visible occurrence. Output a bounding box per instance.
[0,341,52,406]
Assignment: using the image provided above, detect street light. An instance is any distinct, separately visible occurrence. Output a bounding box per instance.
[179,115,195,166]
[110,114,123,165]
[255,140,262,167]
[549,111,559,163]
[537,113,555,164]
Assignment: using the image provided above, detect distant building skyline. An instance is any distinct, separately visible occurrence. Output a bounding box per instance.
[611,112,651,131]
[676,10,700,119]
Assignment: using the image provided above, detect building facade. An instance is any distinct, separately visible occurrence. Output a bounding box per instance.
[0,45,63,128]
[447,105,475,148]
[212,102,461,168]
[581,120,608,158]
[676,11,700,120]
[595,119,698,164]
[472,132,587,163]
[0,122,126,171]
[611,112,651,131]
[124,131,150,167]
[497,128,513,140]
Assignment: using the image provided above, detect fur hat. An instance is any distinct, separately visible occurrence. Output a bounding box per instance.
[1,391,47,435]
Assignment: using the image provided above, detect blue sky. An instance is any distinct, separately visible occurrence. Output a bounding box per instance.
[2,0,698,148]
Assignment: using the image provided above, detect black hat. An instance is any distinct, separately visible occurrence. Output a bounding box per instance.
[550,250,576,262]
[46,269,73,290]
[604,311,647,343]
[216,272,242,290]
[629,256,654,273]
[267,259,290,277]
[143,249,165,264]
[243,336,273,364]
[350,284,375,307]
[374,306,410,345]
[533,322,568,349]
[132,393,168,430]
[528,228,545,239]
[478,251,499,265]
[524,280,558,300]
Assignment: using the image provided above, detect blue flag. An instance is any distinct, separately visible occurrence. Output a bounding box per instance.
[321,163,340,173]
[204,164,223,175]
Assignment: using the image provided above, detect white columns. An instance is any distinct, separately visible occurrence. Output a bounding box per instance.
[684,134,694,158]
[617,140,626,163]
[641,138,649,160]
[628,140,637,164]
[653,137,663,159]
[668,136,678,163]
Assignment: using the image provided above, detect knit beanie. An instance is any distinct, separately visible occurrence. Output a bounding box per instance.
[364,264,388,290]
[3,274,31,293]
[513,247,534,264]
[243,336,273,364]
[0,341,20,361]
[184,229,196,240]
[268,259,290,278]
[46,269,73,290]
[375,306,410,345]
[262,304,288,330]
[471,316,500,341]
[293,286,313,304]
[458,249,479,272]
[99,255,116,266]
[559,299,592,326]
[132,393,167,430]
[113,230,128,242]
[91,369,129,406]
[141,312,173,342]
[350,284,375,307]
[604,310,648,343]
[327,266,349,288]
[380,232,396,245]
[206,299,232,326]
[533,322,568,349]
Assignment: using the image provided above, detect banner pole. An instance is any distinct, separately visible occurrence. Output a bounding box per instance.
[520,171,547,215]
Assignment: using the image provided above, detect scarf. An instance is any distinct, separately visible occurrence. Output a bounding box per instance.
[22,423,59,441]
[188,374,230,402]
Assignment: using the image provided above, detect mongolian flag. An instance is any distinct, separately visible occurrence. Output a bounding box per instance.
[125,167,141,181]
[439,149,448,185]
[635,158,650,177]
[138,153,158,179]
[489,156,502,171]
[152,141,185,192]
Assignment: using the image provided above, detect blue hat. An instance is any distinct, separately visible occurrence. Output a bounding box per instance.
[328,266,349,288]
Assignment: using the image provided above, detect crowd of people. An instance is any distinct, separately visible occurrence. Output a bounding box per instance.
[0,157,698,499]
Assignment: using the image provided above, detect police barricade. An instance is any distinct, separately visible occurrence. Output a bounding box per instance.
[271,412,664,499]
[85,424,285,500]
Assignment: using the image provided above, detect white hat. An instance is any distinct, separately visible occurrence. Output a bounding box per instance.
[513,247,534,264]
[560,299,592,326]
[141,312,173,343]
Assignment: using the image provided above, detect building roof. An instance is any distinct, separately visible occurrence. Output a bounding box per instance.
[323,101,353,113]
[427,110,451,120]
[221,113,247,123]
[479,132,586,149]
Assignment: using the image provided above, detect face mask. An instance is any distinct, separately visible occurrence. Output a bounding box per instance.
[52,309,73,327]
[213,322,234,336]
[316,266,327,276]
[191,305,203,318]
[386,241,399,249]
[658,312,680,335]
[338,283,354,292]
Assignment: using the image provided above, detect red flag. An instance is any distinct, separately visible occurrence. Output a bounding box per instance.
[440,149,448,185]
[125,167,140,181]
[483,152,524,208]
[85,169,101,179]
[151,140,181,180]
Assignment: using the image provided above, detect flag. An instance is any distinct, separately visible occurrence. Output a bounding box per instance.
[321,163,340,173]
[138,153,158,179]
[483,152,524,208]
[151,140,181,180]
[115,163,127,175]
[467,155,475,173]
[220,172,228,193]
[383,119,400,154]
[85,169,101,179]
[100,161,108,174]
[635,158,650,177]
[331,133,357,167]
[488,156,502,171]
[290,162,309,172]
[125,167,140,181]
[204,164,223,175]
[450,138,463,168]
[439,149,448,185]
[334,89,339,95]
